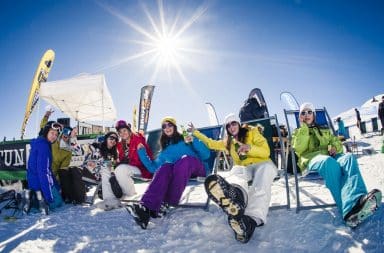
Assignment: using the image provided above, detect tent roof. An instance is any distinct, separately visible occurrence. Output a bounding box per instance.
[40,74,117,122]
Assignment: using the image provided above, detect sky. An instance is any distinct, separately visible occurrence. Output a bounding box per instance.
[1,0,384,140]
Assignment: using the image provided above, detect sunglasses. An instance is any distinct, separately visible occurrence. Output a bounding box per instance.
[162,122,174,129]
[108,136,118,142]
[300,110,313,116]
[226,121,238,128]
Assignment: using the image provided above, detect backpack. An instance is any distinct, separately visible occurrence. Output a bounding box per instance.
[239,97,267,122]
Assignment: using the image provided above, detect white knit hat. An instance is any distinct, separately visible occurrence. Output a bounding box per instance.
[224,113,240,126]
[299,102,315,115]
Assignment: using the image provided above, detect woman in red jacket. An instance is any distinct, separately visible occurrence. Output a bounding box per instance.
[115,120,153,179]
[99,120,153,210]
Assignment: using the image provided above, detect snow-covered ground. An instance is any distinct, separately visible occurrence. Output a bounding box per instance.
[1,132,383,253]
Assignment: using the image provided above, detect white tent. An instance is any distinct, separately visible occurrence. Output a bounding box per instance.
[39,74,117,123]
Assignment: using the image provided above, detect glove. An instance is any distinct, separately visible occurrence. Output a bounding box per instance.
[45,105,54,113]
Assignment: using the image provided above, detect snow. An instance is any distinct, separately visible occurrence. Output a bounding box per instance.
[1,133,383,252]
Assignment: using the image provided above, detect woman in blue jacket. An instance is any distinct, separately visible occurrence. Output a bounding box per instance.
[127,116,210,229]
[27,121,64,213]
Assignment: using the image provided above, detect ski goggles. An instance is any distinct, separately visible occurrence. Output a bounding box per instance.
[48,122,63,132]
[300,110,313,116]
[162,122,174,129]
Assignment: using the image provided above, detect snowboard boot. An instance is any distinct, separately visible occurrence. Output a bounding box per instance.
[344,189,382,228]
[35,191,49,215]
[228,215,259,243]
[22,190,32,214]
[204,174,247,218]
[150,203,170,218]
[126,203,151,229]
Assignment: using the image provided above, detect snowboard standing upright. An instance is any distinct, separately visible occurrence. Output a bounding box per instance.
[239,88,269,122]
[21,49,55,139]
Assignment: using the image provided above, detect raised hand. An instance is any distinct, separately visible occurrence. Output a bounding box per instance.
[187,122,195,133]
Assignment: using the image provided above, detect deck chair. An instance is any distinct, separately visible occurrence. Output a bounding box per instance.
[360,121,367,134]
[128,125,223,210]
[371,117,379,133]
[284,107,337,213]
[344,126,351,140]
[241,114,290,210]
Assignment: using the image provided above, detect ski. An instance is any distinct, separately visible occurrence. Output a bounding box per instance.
[21,49,55,139]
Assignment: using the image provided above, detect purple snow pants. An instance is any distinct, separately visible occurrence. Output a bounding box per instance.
[141,156,206,213]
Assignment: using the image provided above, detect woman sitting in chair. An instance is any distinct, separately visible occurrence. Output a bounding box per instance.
[189,113,278,244]
[292,102,381,227]
[127,116,210,229]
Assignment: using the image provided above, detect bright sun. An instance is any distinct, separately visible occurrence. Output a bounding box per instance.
[99,0,209,82]
[155,35,180,67]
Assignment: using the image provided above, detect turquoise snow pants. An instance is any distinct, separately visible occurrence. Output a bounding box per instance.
[307,153,367,218]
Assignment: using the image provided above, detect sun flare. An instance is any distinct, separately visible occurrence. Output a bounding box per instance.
[98,0,209,83]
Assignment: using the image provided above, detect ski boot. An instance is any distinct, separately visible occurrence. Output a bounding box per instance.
[344,189,382,228]
[228,215,259,243]
[126,203,150,229]
[204,174,247,218]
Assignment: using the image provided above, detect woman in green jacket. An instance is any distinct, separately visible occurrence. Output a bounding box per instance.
[292,102,381,227]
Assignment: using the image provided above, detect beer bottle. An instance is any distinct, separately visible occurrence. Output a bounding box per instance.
[181,125,192,144]
[232,136,247,160]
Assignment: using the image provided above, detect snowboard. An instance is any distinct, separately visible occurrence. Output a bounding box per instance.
[0,190,23,220]
[248,88,269,118]
[21,49,55,139]
[0,189,16,202]
[280,91,300,111]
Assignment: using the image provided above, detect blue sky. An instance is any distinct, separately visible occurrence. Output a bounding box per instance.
[1,0,383,140]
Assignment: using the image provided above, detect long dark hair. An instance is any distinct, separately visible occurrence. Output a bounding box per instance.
[99,132,118,160]
[159,123,183,150]
[225,123,249,151]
